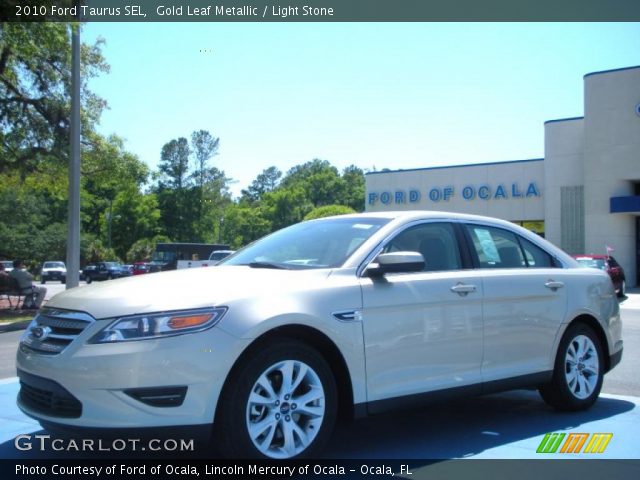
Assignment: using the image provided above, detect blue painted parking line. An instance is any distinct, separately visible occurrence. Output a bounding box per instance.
[1,378,638,459]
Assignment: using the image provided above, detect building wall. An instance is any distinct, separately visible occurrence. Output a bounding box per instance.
[543,118,584,249]
[365,160,545,222]
[583,67,640,287]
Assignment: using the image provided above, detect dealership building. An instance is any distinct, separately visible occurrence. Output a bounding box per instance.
[365,66,640,286]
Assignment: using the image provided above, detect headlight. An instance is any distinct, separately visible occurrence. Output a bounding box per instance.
[89,307,227,344]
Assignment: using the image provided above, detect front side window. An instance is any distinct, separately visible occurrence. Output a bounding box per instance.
[383,222,461,272]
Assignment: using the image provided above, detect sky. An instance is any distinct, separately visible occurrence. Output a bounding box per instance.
[83,22,640,197]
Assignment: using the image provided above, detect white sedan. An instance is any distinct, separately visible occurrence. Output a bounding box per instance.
[16,211,623,459]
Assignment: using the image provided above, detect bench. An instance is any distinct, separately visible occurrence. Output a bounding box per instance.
[0,275,34,310]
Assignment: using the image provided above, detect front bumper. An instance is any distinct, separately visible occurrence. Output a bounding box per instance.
[16,317,249,429]
[608,345,623,372]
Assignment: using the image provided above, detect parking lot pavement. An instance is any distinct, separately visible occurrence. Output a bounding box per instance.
[621,287,640,309]
[0,378,638,459]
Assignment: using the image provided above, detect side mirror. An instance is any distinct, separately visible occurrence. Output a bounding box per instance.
[365,252,425,277]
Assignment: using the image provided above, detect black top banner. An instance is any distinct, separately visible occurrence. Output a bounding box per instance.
[2,0,640,22]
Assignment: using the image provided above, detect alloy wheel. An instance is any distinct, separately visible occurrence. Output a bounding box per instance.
[245,359,325,459]
[564,335,599,399]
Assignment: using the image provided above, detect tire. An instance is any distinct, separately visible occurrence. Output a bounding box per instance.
[61,277,66,284]
[86,276,92,284]
[539,323,604,411]
[107,274,113,280]
[214,339,337,459]
[41,279,46,284]
[617,280,626,298]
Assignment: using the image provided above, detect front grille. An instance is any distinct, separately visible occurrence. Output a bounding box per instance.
[20,308,94,355]
[18,370,82,418]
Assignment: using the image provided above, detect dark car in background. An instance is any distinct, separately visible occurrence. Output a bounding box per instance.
[573,254,626,297]
[121,265,134,277]
[83,262,127,284]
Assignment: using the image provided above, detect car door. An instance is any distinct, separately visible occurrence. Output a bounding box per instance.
[463,223,568,383]
[359,221,484,406]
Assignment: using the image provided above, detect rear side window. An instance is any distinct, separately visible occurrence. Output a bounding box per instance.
[466,224,556,269]
[383,222,462,272]
[519,237,555,268]
[465,225,524,268]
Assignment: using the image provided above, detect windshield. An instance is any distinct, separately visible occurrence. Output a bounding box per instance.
[104,262,121,268]
[43,262,65,268]
[576,258,606,270]
[223,217,390,269]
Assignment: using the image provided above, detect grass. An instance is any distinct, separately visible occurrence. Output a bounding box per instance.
[0,310,34,323]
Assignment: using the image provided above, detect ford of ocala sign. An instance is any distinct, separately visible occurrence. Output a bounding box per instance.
[368,182,541,206]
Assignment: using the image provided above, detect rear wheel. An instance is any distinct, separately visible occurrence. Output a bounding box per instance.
[617,280,626,298]
[86,276,92,284]
[215,339,337,459]
[40,278,46,284]
[539,323,604,411]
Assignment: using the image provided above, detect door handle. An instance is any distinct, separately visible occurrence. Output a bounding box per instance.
[545,280,564,291]
[450,283,476,296]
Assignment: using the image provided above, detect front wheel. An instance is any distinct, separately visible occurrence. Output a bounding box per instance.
[85,276,92,284]
[215,339,337,459]
[539,323,604,411]
[617,280,626,298]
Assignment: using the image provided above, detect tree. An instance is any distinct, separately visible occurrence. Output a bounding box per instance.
[0,23,109,176]
[340,165,366,211]
[241,166,282,204]
[157,137,191,240]
[102,187,162,260]
[304,205,356,220]
[126,235,170,263]
[262,187,313,231]
[191,130,220,190]
[221,204,272,249]
[158,138,191,191]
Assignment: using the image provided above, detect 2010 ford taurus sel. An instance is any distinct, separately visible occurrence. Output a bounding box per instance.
[16,211,623,459]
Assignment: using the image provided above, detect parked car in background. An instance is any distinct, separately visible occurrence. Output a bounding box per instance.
[82,262,127,284]
[17,212,623,459]
[573,254,626,297]
[208,249,235,265]
[132,262,150,275]
[0,260,13,272]
[121,265,134,277]
[40,261,66,284]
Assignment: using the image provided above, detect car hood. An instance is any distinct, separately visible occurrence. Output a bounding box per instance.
[45,266,332,320]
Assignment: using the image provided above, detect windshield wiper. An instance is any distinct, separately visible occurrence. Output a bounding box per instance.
[247,261,290,270]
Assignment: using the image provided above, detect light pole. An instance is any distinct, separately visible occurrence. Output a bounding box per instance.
[66,22,81,289]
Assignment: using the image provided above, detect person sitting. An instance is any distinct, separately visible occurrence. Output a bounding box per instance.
[9,260,46,310]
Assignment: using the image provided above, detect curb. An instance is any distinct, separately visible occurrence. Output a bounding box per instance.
[0,320,31,334]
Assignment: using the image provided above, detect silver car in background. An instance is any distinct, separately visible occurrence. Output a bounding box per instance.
[16,211,623,459]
